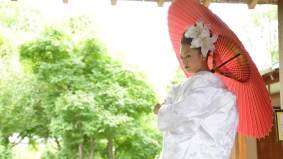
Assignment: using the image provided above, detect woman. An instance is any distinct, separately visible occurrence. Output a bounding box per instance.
[153,19,238,159]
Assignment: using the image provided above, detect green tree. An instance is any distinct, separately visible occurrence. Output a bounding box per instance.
[19,27,161,158]
[0,1,162,157]
[165,65,187,92]
[0,36,45,159]
[244,5,278,63]
[0,0,43,32]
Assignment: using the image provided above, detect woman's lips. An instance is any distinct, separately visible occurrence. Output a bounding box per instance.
[185,66,189,69]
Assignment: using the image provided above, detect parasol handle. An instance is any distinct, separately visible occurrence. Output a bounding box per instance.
[211,53,241,73]
[217,53,241,69]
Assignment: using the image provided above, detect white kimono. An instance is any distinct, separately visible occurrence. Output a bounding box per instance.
[158,71,238,159]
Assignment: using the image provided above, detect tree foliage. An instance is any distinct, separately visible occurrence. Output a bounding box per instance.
[0,0,162,158]
[165,65,187,92]
[0,35,44,158]
[18,25,161,158]
[0,0,43,32]
[244,5,278,63]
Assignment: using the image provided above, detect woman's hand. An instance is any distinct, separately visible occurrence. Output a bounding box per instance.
[153,103,161,115]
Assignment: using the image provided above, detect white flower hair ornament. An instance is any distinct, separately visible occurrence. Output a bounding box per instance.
[184,19,218,57]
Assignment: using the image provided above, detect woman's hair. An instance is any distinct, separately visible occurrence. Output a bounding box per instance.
[180,32,210,59]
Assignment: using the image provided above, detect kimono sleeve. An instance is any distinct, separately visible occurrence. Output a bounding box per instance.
[157,77,236,135]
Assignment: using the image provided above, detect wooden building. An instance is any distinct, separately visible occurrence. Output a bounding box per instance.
[230,64,282,159]
[229,64,283,159]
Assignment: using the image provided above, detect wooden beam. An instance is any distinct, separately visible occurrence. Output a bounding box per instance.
[62,0,68,4]
[263,71,280,85]
[158,0,165,7]
[271,93,280,100]
[278,0,283,109]
[111,0,117,5]
[203,0,211,7]
[11,0,17,1]
[247,0,258,9]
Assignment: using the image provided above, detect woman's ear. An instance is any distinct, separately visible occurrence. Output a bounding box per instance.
[202,55,207,62]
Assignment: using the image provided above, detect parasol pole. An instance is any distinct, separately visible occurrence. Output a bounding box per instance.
[279,0,283,109]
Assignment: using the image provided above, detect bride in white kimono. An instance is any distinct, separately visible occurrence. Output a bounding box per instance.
[153,19,238,159]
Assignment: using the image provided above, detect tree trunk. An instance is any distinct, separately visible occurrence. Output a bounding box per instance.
[107,136,114,159]
[89,137,95,159]
[55,137,61,150]
[79,143,84,159]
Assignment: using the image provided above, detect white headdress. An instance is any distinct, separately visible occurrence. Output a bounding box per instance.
[184,19,218,57]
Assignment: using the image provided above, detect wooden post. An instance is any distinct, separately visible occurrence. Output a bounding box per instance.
[279,0,283,109]
[158,0,165,7]
[111,0,117,5]
[238,133,247,159]
[247,0,258,9]
[203,0,211,7]
[230,133,246,159]
[230,140,237,159]
[62,0,68,4]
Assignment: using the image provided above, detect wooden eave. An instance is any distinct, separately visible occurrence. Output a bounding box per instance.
[11,0,278,5]
[262,68,280,99]
[118,0,277,5]
[262,69,280,85]
[111,0,277,9]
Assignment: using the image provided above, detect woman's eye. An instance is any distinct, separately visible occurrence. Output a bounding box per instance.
[186,55,190,58]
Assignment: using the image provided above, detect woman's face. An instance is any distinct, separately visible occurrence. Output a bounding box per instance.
[180,44,207,74]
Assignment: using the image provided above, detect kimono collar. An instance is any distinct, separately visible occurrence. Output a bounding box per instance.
[193,71,226,89]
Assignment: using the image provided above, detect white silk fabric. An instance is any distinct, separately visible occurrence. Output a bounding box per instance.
[158,71,238,159]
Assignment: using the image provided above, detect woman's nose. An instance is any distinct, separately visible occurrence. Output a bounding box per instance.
[181,59,187,65]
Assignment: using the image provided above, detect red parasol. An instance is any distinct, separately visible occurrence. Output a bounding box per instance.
[168,0,273,138]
